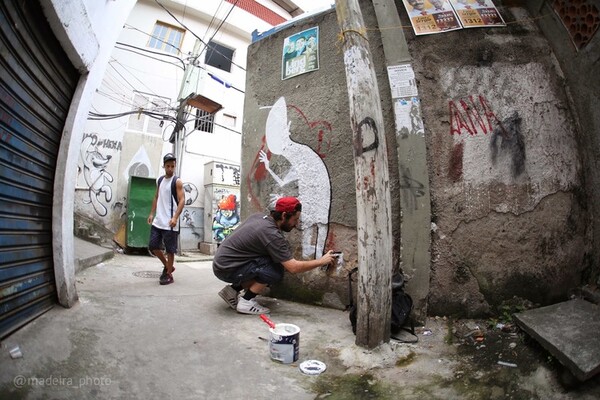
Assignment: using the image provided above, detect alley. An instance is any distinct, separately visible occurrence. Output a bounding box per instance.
[1,251,600,399]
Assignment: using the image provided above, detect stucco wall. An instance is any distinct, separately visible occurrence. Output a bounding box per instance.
[409,4,588,316]
[525,1,600,287]
[243,1,589,316]
[242,3,401,309]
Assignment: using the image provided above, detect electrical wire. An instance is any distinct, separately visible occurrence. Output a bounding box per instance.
[123,23,185,54]
[183,113,241,136]
[110,58,164,100]
[202,0,226,45]
[114,42,186,70]
[194,0,240,63]
[154,0,246,71]
[88,109,177,123]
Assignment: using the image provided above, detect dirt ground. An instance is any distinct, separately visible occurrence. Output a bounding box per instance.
[306,316,600,400]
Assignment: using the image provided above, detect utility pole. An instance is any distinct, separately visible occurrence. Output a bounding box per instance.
[168,92,193,256]
[335,0,394,348]
[372,0,431,322]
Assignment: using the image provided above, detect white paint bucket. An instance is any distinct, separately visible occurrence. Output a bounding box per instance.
[268,323,300,364]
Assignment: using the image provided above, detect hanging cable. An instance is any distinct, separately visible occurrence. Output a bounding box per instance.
[154,0,246,71]
[194,0,240,62]
[115,42,186,70]
[122,23,185,54]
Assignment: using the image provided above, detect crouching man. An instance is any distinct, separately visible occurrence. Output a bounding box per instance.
[212,196,336,314]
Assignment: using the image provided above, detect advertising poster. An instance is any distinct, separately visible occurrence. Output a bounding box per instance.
[402,0,462,35]
[449,0,506,27]
[282,27,319,80]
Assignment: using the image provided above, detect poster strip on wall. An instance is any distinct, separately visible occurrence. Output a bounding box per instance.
[282,27,319,80]
[449,0,506,28]
[402,0,462,36]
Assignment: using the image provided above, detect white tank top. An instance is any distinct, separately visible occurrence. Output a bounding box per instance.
[153,176,179,231]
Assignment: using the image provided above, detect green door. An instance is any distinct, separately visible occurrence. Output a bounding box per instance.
[127,176,156,248]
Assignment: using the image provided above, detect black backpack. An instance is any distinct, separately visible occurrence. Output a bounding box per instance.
[347,267,418,343]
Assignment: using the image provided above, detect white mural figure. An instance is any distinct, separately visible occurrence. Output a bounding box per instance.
[80,136,113,216]
[259,97,331,259]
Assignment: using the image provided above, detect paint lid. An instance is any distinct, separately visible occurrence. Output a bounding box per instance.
[299,359,327,375]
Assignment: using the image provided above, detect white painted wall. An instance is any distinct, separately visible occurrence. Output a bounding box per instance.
[74,0,296,250]
[41,0,137,307]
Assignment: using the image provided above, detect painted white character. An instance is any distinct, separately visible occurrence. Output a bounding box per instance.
[259,97,331,259]
[80,136,113,216]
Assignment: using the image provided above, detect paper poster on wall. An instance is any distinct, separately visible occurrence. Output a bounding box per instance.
[402,0,462,35]
[449,0,506,27]
[387,64,419,99]
[282,27,319,80]
[393,98,425,136]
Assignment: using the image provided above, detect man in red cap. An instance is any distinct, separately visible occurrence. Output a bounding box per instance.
[213,196,336,314]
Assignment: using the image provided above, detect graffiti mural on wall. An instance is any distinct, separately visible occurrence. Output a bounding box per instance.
[213,193,240,242]
[490,111,525,178]
[214,163,241,186]
[183,182,199,206]
[80,134,120,216]
[255,96,332,259]
[400,165,426,211]
[449,95,498,136]
[123,146,152,180]
[448,95,526,180]
[182,209,202,240]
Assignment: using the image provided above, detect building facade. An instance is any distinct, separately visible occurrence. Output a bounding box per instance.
[0,0,301,338]
[75,0,300,251]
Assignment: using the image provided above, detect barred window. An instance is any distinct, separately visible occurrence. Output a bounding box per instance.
[195,109,214,133]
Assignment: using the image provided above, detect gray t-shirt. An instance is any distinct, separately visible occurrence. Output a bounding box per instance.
[213,213,293,271]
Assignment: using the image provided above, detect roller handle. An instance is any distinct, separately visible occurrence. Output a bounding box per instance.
[260,314,276,329]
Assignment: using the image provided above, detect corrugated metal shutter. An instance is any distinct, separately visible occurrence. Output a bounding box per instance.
[0,0,79,338]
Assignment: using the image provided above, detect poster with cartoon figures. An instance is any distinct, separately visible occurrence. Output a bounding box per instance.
[282,27,319,80]
[402,0,462,35]
[449,0,506,27]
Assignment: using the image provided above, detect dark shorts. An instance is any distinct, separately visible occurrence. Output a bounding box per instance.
[213,256,284,286]
[148,225,179,254]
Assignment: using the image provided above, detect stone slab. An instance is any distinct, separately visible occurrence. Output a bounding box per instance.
[514,298,600,381]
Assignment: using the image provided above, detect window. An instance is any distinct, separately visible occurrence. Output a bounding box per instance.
[195,109,214,133]
[205,41,235,72]
[148,22,184,54]
[222,114,237,128]
[127,92,170,134]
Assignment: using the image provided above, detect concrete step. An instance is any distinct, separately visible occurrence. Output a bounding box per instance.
[513,298,600,381]
[74,237,114,273]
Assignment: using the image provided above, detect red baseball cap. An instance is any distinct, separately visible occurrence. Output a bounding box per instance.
[274,196,302,213]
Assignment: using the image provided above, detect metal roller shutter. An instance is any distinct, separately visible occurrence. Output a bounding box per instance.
[0,0,79,338]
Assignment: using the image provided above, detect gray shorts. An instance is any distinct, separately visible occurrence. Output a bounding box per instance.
[213,256,284,286]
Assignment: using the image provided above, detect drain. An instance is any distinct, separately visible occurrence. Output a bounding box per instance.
[133,271,161,279]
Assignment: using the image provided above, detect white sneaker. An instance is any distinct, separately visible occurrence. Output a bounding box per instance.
[218,285,239,309]
[236,298,270,315]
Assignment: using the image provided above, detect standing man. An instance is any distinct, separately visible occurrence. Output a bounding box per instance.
[148,153,185,285]
[213,197,336,315]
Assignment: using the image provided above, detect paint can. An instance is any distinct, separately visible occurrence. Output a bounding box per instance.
[268,323,300,364]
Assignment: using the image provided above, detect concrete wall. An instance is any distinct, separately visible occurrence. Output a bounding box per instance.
[242,3,401,309]
[410,4,588,316]
[242,1,589,316]
[524,0,600,288]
